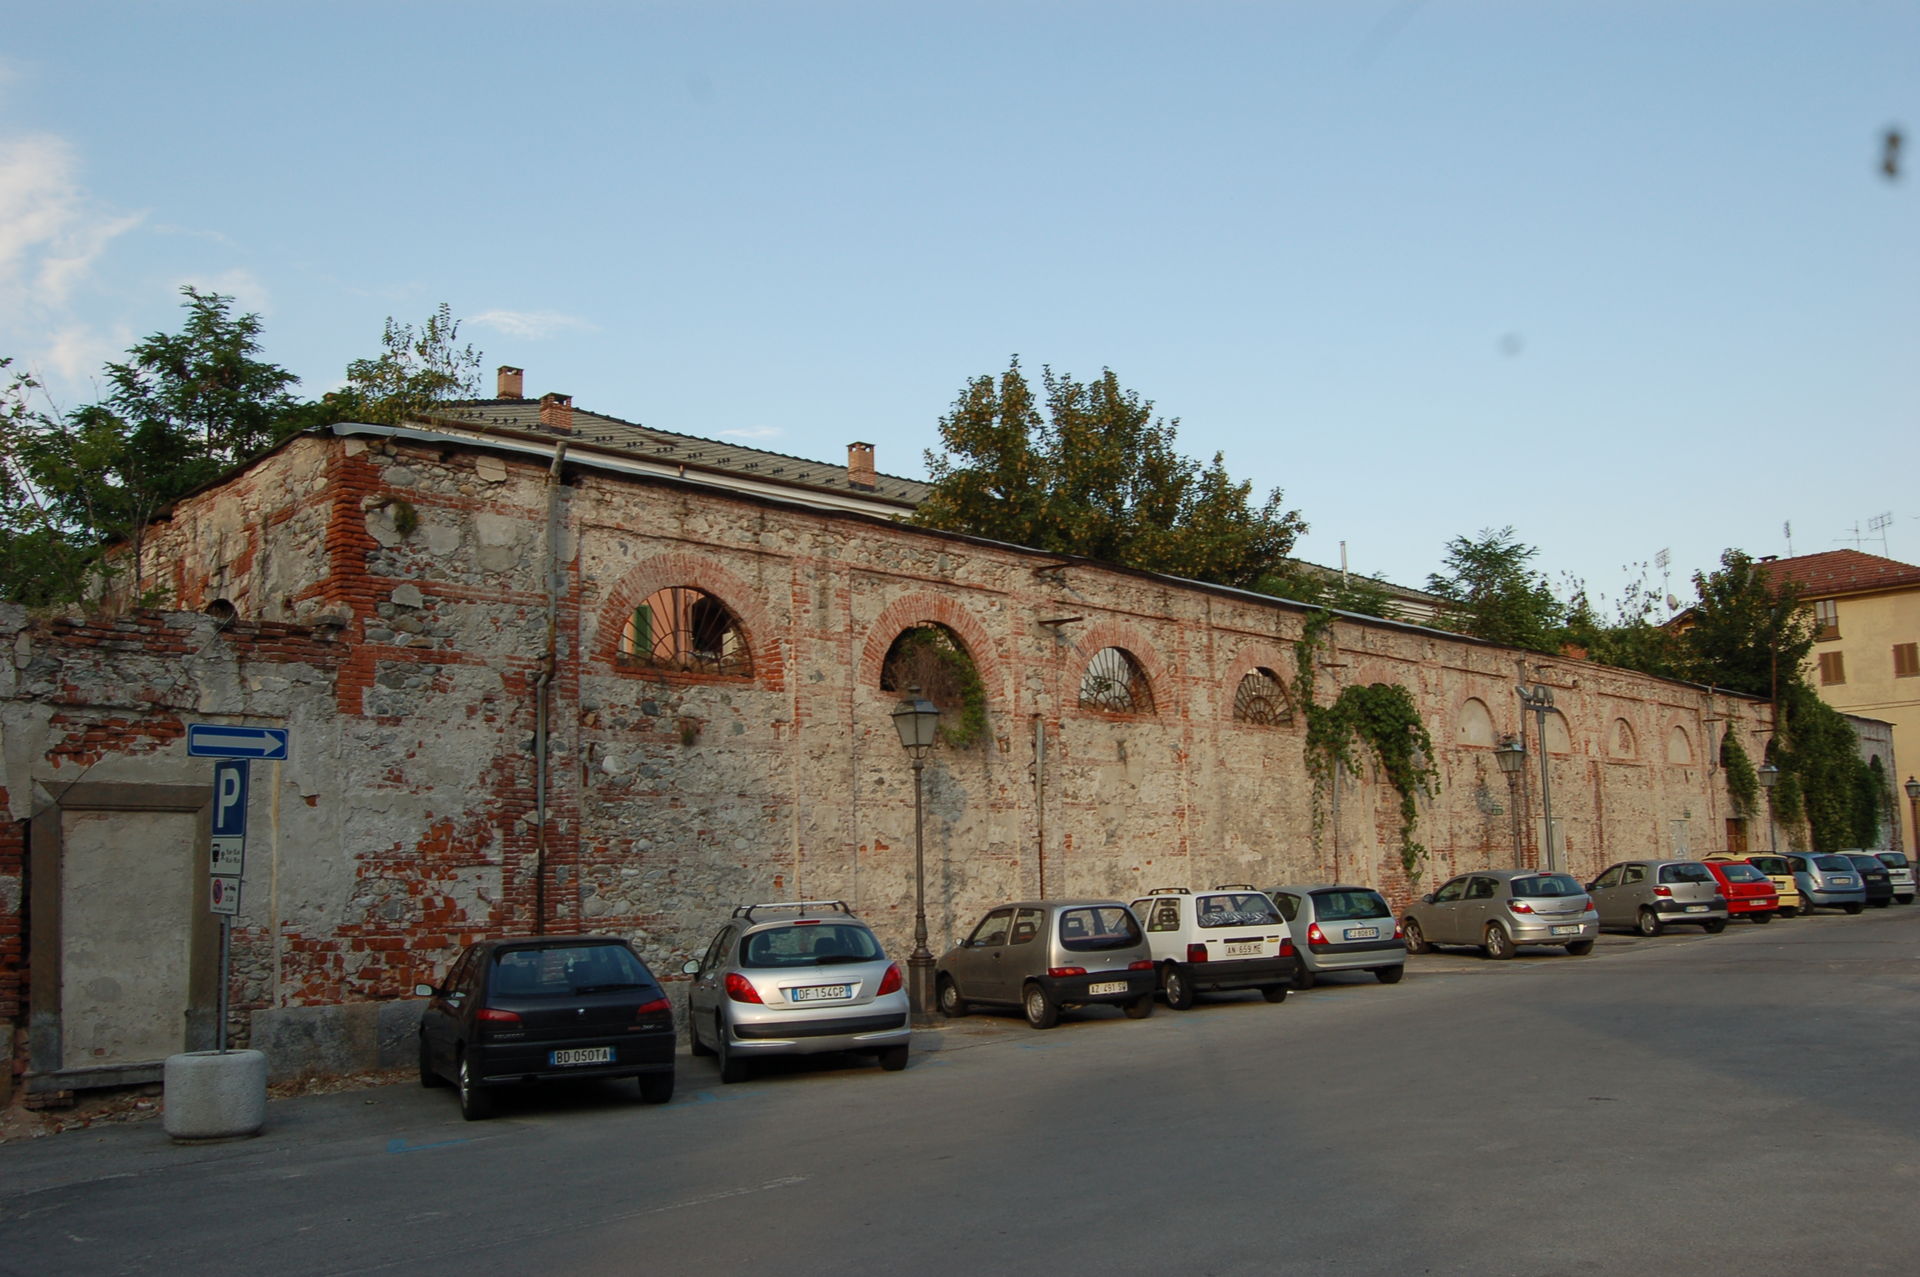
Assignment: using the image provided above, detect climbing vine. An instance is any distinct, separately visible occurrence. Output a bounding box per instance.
[1720,729,1758,817]
[1292,611,1440,884]
[882,625,989,749]
[1769,682,1888,850]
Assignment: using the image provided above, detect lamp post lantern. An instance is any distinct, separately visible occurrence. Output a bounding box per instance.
[1758,761,1780,854]
[1906,776,1920,858]
[1516,683,1559,872]
[1494,735,1527,864]
[891,685,940,1026]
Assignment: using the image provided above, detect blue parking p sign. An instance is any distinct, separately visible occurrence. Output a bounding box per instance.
[212,760,250,839]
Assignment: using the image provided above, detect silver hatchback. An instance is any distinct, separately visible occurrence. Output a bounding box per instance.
[1402,870,1599,958]
[936,899,1157,1029]
[1266,884,1406,987]
[1587,860,1728,936]
[683,900,910,1083]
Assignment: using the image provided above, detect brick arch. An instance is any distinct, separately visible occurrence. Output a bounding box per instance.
[593,553,785,690]
[857,593,1006,708]
[1220,642,1296,723]
[1072,620,1171,717]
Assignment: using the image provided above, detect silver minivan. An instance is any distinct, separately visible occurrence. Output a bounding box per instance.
[936,899,1157,1029]
[1587,859,1728,936]
[1266,883,1406,987]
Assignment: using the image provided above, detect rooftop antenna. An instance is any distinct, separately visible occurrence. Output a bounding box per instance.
[1654,548,1671,610]
[1839,521,1867,549]
[1868,511,1893,556]
[1783,520,1793,557]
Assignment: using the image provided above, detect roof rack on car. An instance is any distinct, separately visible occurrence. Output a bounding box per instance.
[731,899,852,922]
[1212,883,1255,891]
[1146,886,1190,895]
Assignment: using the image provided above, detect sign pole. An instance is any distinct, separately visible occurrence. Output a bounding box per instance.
[217,914,231,1054]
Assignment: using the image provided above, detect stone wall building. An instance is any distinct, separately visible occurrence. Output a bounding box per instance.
[3,400,1780,1099]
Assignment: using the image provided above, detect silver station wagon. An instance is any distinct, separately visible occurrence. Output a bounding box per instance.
[683,900,910,1083]
[1402,869,1599,958]
[937,899,1157,1029]
[1265,884,1406,987]
[1587,859,1728,936]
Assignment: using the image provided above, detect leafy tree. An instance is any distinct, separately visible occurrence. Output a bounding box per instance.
[0,359,96,603]
[1677,550,1813,697]
[1771,683,1883,850]
[1559,569,1682,680]
[293,302,483,427]
[1425,527,1564,652]
[914,359,1305,589]
[1255,564,1402,620]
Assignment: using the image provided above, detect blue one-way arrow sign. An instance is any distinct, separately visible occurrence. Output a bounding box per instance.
[188,724,290,761]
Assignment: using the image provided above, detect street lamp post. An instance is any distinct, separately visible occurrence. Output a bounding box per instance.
[1906,777,1920,858]
[1758,762,1780,854]
[1494,735,1527,865]
[1517,683,1559,872]
[891,685,940,1026]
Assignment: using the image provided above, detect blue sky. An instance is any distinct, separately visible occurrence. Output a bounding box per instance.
[3,2,1913,607]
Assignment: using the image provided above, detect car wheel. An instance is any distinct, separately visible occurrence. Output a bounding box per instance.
[1703,918,1727,934]
[1374,965,1405,984]
[716,1016,749,1084]
[938,976,969,1019]
[877,1045,909,1071]
[1871,898,1892,908]
[1564,940,1594,956]
[1291,962,1317,991]
[638,1072,674,1104]
[1261,984,1290,1003]
[1123,992,1155,1019]
[1483,924,1514,959]
[1162,963,1195,1010]
[1402,918,1430,955]
[688,1002,715,1056]
[1752,911,1773,924]
[418,1034,444,1088]
[1779,907,1798,918]
[456,1051,493,1121]
[1023,982,1059,1030]
[1637,908,1663,938]
[1844,902,1864,916]
[1897,895,1914,906]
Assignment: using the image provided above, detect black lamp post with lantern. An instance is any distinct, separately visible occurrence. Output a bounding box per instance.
[891,686,940,1026]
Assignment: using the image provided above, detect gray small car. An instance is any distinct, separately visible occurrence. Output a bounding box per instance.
[1267,884,1405,987]
[683,900,910,1083]
[1587,860,1728,936]
[1786,853,1866,914]
[1402,869,1599,958]
[937,899,1157,1029]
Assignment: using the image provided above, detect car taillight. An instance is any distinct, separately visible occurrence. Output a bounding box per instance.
[477,1007,520,1024]
[1306,923,1328,945]
[634,997,671,1018]
[1654,886,1673,897]
[1186,944,1208,963]
[1127,959,1154,971]
[1581,897,1595,913]
[1280,937,1296,957]
[723,972,763,1004]
[1508,901,1535,914]
[876,963,903,996]
[1047,966,1087,978]
[1392,921,1404,939]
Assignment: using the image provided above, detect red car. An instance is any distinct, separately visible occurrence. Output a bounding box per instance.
[1702,859,1778,923]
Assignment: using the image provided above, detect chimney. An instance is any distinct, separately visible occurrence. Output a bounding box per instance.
[497,366,524,399]
[540,392,574,434]
[847,441,876,490]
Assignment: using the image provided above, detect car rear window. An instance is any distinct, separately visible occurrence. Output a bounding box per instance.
[1813,855,1853,872]
[1658,863,1715,885]
[1309,888,1390,920]
[1879,853,1911,869]
[1747,856,1789,875]
[1719,864,1768,883]
[1057,906,1142,951]
[1509,874,1583,898]
[490,943,653,996]
[1196,892,1279,927]
[741,923,882,968]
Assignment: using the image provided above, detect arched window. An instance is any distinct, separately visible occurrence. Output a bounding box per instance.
[1457,698,1495,747]
[619,586,750,676]
[1611,718,1637,759]
[1232,669,1293,725]
[880,625,987,747]
[1080,647,1154,715]
[1667,725,1694,766]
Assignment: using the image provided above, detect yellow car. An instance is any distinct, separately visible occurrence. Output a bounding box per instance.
[1708,854,1803,917]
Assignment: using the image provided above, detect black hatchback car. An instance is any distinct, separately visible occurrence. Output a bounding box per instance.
[416,936,677,1119]
[1838,853,1895,908]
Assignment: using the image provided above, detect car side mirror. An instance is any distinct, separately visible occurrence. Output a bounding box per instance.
[681,959,700,975]
[1421,894,1435,904]
[413,983,437,998]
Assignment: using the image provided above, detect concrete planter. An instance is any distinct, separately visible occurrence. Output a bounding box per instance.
[163,1049,268,1141]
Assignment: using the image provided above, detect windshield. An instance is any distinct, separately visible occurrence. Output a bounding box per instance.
[1310,888,1391,920]
[490,943,653,996]
[1812,855,1853,873]
[1510,874,1583,898]
[1196,892,1279,927]
[1057,906,1142,951]
[741,923,882,968]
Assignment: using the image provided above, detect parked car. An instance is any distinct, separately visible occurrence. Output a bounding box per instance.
[937,899,1156,1028]
[1265,883,1406,987]
[1787,853,1867,914]
[1837,853,1894,908]
[1586,860,1728,936]
[1700,859,1779,923]
[1713,853,1803,916]
[683,900,910,1083]
[1401,870,1599,958]
[416,935,676,1120]
[1869,850,1916,904]
[1129,885,1296,1007]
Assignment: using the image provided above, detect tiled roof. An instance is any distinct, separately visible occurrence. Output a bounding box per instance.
[431,398,931,506]
[1760,549,1920,598]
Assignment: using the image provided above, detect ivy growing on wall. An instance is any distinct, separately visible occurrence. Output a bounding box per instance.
[1291,611,1440,883]
[881,625,989,749]
[1769,683,1886,850]
[1720,729,1758,818]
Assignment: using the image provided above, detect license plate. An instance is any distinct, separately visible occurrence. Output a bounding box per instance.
[1683,905,1707,913]
[1087,981,1128,995]
[551,1047,612,1067]
[1344,927,1379,941]
[1224,941,1264,957]
[1833,877,1854,886]
[1550,925,1581,936]
[790,984,849,1002]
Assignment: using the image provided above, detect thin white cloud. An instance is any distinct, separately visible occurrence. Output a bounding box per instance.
[469,308,596,340]
[0,133,141,308]
[718,426,784,441]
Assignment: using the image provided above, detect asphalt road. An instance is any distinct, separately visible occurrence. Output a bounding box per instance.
[4,907,1917,1276]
